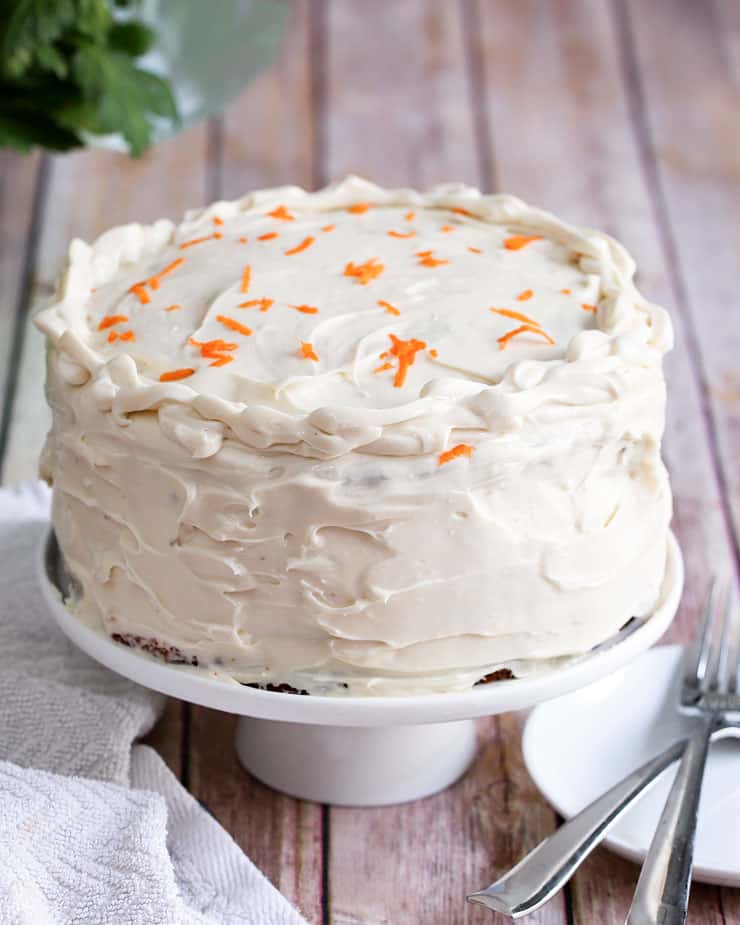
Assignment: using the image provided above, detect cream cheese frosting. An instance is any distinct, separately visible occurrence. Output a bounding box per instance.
[36,176,674,695]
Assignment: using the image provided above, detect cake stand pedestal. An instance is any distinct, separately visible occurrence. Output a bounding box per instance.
[39,530,683,806]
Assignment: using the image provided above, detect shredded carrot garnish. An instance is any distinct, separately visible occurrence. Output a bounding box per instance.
[291,304,319,314]
[258,232,279,241]
[439,443,474,466]
[468,246,482,254]
[491,307,541,326]
[239,236,248,244]
[374,362,393,373]
[379,351,389,359]
[344,258,385,285]
[119,330,135,342]
[165,304,181,312]
[377,299,400,317]
[98,315,128,331]
[148,257,184,290]
[429,348,439,358]
[180,233,220,250]
[582,303,598,313]
[451,207,472,217]
[440,225,455,233]
[419,255,449,267]
[241,265,252,294]
[561,288,571,295]
[415,249,432,257]
[189,337,239,366]
[405,211,415,222]
[388,334,427,387]
[497,324,555,349]
[285,236,315,256]
[387,230,416,239]
[239,298,274,312]
[129,283,150,304]
[267,205,295,221]
[160,368,195,382]
[300,341,319,361]
[504,234,543,251]
[517,288,534,302]
[217,315,253,336]
[212,216,224,226]
[322,224,336,233]
[347,203,370,214]
[107,331,118,343]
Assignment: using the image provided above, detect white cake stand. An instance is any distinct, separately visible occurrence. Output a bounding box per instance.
[38,530,683,806]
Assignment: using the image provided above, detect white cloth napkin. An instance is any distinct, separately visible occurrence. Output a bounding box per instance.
[0,482,308,925]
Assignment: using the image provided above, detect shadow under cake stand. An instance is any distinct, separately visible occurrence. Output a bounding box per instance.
[39,530,683,806]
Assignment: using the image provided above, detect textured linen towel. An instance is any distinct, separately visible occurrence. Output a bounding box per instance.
[0,482,308,925]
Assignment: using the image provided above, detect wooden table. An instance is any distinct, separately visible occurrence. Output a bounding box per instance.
[1,2,738,921]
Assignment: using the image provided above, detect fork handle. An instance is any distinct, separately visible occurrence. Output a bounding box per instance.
[626,716,714,925]
[467,737,686,919]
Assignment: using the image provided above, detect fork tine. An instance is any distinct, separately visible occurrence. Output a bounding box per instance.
[711,583,734,692]
[685,578,719,690]
[719,586,739,694]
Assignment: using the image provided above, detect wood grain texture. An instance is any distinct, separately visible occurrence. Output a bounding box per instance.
[184,5,325,921]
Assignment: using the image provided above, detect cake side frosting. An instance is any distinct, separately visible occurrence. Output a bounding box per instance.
[37,177,674,695]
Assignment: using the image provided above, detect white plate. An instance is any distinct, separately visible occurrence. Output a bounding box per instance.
[39,529,684,805]
[523,645,740,887]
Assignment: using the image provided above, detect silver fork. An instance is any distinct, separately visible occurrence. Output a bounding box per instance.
[467,579,740,920]
[626,579,740,925]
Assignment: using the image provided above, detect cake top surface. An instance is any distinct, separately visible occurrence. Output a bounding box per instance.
[36,177,672,458]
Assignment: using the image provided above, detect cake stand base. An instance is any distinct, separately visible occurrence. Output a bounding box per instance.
[235,716,478,806]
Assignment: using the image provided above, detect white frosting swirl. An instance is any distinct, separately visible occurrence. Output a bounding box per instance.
[37,177,673,695]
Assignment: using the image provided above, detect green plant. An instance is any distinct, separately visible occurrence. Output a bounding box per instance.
[0,0,178,156]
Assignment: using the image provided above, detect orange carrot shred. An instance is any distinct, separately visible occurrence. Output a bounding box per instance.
[119,330,135,342]
[160,368,195,382]
[258,232,279,241]
[267,205,295,221]
[291,304,319,314]
[180,234,220,250]
[209,355,234,367]
[107,331,118,343]
[129,283,150,304]
[300,341,319,361]
[439,443,474,466]
[419,255,449,267]
[387,230,416,239]
[239,236,248,244]
[285,236,315,256]
[239,298,274,312]
[429,348,439,358]
[451,207,472,217]
[98,315,128,331]
[377,299,400,317]
[497,324,555,349]
[148,257,184,290]
[347,203,370,214]
[561,288,571,295]
[440,225,455,233]
[387,334,427,387]
[517,288,534,302]
[212,216,224,226]
[504,234,543,251]
[468,246,482,254]
[241,265,251,294]
[322,224,336,233]
[165,304,182,312]
[415,249,432,257]
[405,211,415,222]
[217,314,253,336]
[344,258,385,285]
[374,362,393,373]
[582,303,598,313]
[491,307,541,326]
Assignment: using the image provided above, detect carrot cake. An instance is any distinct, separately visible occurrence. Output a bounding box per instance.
[36,176,673,695]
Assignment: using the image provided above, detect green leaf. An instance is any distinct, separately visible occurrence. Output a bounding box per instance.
[0,110,81,152]
[108,21,156,57]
